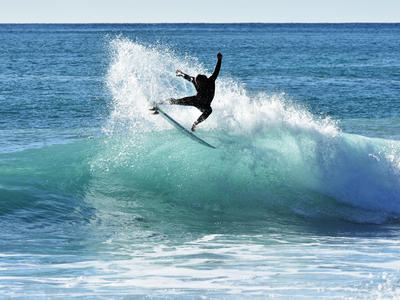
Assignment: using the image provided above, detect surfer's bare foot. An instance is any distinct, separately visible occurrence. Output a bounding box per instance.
[191,124,196,132]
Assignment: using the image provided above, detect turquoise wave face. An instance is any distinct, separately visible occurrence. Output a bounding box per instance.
[2,124,400,227]
[0,140,94,219]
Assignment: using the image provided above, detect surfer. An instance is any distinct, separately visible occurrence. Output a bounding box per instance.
[154,52,222,131]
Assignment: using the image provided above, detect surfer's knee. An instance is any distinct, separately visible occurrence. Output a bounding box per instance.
[204,107,212,117]
[197,107,212,123]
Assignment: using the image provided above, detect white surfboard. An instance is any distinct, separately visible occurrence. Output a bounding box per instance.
[154,106,216,149]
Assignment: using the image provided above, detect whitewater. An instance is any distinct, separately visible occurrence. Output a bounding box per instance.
[1,24,400,299]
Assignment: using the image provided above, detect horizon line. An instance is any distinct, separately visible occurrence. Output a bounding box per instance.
[1,21,399,25]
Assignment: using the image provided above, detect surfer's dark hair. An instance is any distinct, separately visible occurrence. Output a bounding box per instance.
[195,74,207,85]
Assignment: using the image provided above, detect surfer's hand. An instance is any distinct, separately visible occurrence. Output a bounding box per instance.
[217,52,222,60]
[176,70,184,77]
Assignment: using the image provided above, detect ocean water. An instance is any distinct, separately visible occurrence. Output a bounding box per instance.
[1,23,400,299]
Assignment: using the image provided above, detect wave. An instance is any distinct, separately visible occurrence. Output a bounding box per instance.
[102,38,400,223]
[2,38,400,225]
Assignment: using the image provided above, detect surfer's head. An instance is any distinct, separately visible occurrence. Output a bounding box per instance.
[195,74,207,86]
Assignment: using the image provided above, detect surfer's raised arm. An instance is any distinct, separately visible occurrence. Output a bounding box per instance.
[209,52,222,81]
[176,70,194,82]
[155,52,223,132]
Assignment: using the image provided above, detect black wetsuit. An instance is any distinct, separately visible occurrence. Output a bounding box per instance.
[169,56,222,128]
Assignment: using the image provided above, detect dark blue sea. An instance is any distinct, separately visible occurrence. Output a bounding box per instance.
[1,23,400,299]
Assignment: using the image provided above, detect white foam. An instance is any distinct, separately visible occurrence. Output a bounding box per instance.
[105,38,339,139]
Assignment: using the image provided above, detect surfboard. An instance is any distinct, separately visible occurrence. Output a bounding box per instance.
[153,106,216,149]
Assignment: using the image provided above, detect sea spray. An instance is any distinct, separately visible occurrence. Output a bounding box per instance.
[105,37,339,137]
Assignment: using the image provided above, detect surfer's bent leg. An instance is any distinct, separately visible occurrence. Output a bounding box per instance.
[168,96,198,107]
[192,107,212,131]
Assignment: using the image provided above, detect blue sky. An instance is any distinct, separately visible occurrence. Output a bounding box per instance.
[1,0,400,23]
